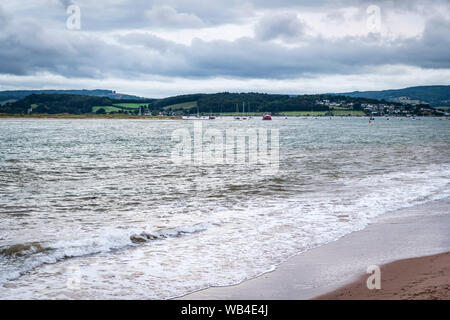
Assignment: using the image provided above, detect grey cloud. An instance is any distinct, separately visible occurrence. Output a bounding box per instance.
[0,1,449,81]
[0,5,11,29]
[6,0,448,32]
[323,10,346,23]
[402,16,450,69]
[174,16,450,78]
[253,0,450,17]
[255,12,306,41]
[116,16,450,79]
[46,0,253,31]
[58,0,73,8]
[1,15,450,80]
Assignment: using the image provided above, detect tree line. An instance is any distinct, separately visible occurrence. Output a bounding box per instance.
[0,92,404,115]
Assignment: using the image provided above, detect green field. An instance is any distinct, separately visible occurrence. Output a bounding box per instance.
[92,106,124,113]
[112,103,148,109]
[331,110,365,116]
[163,101,198,111]
[93,103,152,113]
[278,111,328,116]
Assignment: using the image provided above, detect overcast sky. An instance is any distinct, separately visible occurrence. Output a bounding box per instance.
[0,0,449,98]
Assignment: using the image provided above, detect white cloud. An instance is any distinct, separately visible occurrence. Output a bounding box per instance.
[145,5,204,29]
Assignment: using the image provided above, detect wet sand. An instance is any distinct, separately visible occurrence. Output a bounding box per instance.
[180,197,450,300]
[316,252,450,300]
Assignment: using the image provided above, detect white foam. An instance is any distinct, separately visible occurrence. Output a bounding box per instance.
[1,165,449,299]
[0,222,219,286]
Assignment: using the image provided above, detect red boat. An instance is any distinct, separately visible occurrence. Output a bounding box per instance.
[263,112,272,120]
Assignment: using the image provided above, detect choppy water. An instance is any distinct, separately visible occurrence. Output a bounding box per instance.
[0,117,449,299]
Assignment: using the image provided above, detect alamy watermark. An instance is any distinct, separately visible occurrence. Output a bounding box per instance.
[366,265,381,290]
[170,121,279,175]
[66,4,81,30]
[66,264,81,290]
[366,5,381,33]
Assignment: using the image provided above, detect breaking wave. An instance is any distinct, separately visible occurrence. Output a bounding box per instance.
[0,222,218,285]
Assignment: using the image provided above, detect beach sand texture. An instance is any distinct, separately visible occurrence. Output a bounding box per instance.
[316,252,450,300]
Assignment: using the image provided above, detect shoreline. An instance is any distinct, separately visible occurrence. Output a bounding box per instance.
[179,197,450,300]
[0,115,183,120]
[2,114,445,120]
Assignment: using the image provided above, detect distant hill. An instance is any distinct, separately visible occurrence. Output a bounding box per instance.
[1,91,442,116]
[1,94,114,114]
[334,85,450,107]
[0,89,146,104]
[148,92,392,114]
[1,92,379,115]
[0,93,155,114]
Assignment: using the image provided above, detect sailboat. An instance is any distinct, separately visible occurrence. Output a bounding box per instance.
[242,102,247,120]
[234,103,240,120]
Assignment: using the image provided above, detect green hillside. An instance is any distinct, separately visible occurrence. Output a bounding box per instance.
[162,101,198,111]
[0,90,443,116]
[336,85,450,107]
[0,89,148,104]
[150,92,379,114]
[0,94,153,114]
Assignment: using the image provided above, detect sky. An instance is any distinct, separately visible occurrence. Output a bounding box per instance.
[0,0,449,98]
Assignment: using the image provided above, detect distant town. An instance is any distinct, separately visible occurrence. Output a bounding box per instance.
[315,99,448,117]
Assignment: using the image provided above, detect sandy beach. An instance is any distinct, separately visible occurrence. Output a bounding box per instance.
[316,252,450,300]
[180,197,450,300]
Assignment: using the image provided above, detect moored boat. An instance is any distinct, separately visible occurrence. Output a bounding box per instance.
[263,112,272,120]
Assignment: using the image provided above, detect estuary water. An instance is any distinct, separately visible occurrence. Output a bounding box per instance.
[0,117,449,299]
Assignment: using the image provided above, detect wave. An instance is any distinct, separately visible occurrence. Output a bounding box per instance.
[130,223,213,243]
[1,165,449,297]
[0,221,218,285]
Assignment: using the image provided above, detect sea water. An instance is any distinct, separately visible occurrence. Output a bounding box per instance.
[0,117,449,299]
